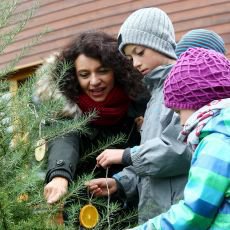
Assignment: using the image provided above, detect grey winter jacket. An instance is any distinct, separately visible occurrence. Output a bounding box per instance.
[113,65,192,224]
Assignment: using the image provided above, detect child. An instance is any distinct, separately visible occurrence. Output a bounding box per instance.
[176,28,226,57]
[129,47,230,229]
[87,8,191,224]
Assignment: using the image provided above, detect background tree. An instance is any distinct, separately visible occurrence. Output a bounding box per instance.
[0,1,137,229]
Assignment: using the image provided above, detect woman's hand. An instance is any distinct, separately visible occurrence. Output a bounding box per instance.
[86,178,117,197]
[44,177,68,204]
[96,149,124,168]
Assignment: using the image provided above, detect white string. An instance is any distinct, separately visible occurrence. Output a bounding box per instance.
[28,103,39,118]
[88,164,98,203]
[87,165,111,229]
[105,167,111,230]
[38,121,42,138]
[28,103,45,139]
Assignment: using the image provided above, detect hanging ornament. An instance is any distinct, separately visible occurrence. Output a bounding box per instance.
[35,138,47,161]
[79,204,99,229]
[79,166,111,229]
[17,193,29,202]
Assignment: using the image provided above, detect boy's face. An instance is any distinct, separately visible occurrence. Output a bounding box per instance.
[124,44,168,75]
[177,109,195,126]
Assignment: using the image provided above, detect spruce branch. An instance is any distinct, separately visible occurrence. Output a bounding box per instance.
[0,0,39,53]
[0,26,49,78]
[0,199,8,230]
[41,111,97,141]
[80,133,127,162]
[0,0,18,29]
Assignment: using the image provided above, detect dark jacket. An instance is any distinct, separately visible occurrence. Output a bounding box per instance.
[45,104,144,183]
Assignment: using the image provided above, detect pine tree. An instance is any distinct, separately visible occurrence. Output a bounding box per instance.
[0,0,63,229]
[0,1,138,229]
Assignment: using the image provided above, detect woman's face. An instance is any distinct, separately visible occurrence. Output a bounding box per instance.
[75,54,115,102]
[124,45,168,76]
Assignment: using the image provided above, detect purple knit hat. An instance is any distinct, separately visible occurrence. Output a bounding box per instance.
[164,47,230,110]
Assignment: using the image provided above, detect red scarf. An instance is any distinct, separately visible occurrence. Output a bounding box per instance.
[77,86,130,126]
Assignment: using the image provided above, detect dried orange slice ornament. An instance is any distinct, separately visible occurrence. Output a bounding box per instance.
[79,204,99,229]
[17,193,29,202]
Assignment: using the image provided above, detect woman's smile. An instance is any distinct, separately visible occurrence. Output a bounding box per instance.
[89,87,106,97]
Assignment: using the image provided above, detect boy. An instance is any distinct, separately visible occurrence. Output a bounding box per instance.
[87,8,191,224]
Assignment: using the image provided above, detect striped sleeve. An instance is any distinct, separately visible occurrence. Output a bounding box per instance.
[130,134,230,230]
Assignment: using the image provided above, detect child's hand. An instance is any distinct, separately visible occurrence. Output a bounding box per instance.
[96,149,124,168]
[86,178,117,197]
[44,177,68,204]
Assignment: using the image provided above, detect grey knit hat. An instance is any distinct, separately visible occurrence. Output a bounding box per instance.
[176,29,226,57]
[118,7,177,59]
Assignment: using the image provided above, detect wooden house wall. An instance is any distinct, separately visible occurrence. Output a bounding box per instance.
[0,0,230,70]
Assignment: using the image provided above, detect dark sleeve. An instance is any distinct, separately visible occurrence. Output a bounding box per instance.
[112,166,139,204]
[45,132,80,183]
[112,177,127,201]
[122,148,132,166]
[128,95,150,118]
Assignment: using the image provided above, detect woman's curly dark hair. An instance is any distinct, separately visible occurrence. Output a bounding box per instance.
[55,30,149,102]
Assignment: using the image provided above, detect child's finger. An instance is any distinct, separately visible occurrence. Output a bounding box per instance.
[96,151,104,161]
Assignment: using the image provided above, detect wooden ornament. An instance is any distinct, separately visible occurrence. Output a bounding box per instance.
[17,193,29,202]
[35,139,47,161]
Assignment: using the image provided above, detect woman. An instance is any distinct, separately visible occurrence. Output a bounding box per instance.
[33,31,149,204]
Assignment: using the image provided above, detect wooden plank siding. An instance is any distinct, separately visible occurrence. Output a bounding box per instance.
[1,0,230,70]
